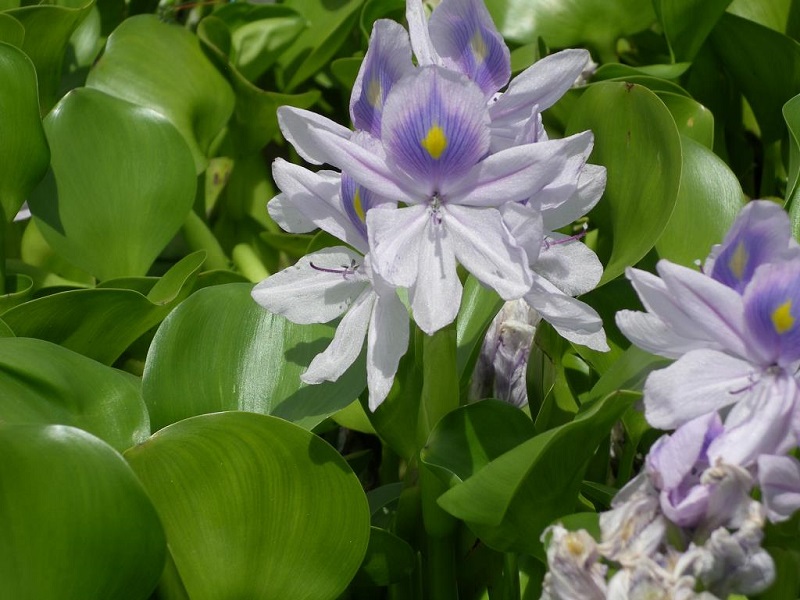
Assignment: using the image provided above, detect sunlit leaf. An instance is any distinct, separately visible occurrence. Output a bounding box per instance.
[652,0,732,61]
[0,423,165,598]
[29,88,196,280]
[125,412,370,600]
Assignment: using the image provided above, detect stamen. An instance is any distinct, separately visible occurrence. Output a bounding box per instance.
[309,259,360,280]
[542,226,587,250]
[429,193,443,225]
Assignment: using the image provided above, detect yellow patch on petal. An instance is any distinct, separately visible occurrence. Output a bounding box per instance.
[353,188,365,222]
[421,125,447,159]
[565,534,585,556]
[470,31,487,62]
[772,300,795,334]
[728,241,748,280]
[367,79,382,108]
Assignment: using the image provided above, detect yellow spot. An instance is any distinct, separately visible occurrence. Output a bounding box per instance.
[353,188,365,222]
[470,31,487,62]
[421,125,447,159]
[772,301,795,334]
[367,79,382,108]
[565,533,585,556]
[729,241,748,280]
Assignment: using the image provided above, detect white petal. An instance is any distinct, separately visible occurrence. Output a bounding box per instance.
[446,132,593,206]
[409,217,461,334]
[251,247,369,324]
[367,205,428,288]
[489,49,591,120]
[543,164,606,230]
[615,310,712,359]
[536,236,602,296]
[277,106,352,165]
[446,204,532,300]
[656,261,748,357]
[758,455,800,523]
[500,201,544,265]
[526,134,594,212]
[643,349,756,430]
[270,159,368,253]
[302,288,376,384]
[367,285,410,410]
[525,276,608,351]
[406,0,439,66]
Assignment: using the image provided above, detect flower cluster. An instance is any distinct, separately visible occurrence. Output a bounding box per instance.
[252,0,608,409]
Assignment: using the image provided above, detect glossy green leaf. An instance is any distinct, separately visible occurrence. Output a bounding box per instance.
[0,423,165,598]
[566,82,682,284]
[360,0,405,39]
[0,274,33,313]
[198,16,319,155]
[331,56,362,90]
[142,282,366,431]
[211,3,305,82]
[353,527,415,587]
[29,87,196,280]
[0,43,50,222]
[125,412,370,600]
[277,0,365,91]
[2,252,205,365]
[484,0,656,55]
[593,62,691,81]
[656,135,744,266]
[711,13,800,142]
[456,275,503,381]
[657,92,714,148]
[653,0,732,61]
[784,93,800,226]
[5,1,93,111]
[0,318,13,337]
[421,400,536,487]
[87,15,235,172]
[0,337,148,450]
[437,391,638,554]
[727,0,791,32]
[0,14,24,47]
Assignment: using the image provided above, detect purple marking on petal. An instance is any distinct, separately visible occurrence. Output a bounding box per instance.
[381,66,490,193]
[351,20,414,138]
[340,173,376,242]
[428,0,510,98]
[743,262,800,366]
[710,200,795,293]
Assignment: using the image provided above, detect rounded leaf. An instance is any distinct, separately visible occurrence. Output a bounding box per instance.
[125,411,370,600]
[29,87,196,280]
[0,423,166,599]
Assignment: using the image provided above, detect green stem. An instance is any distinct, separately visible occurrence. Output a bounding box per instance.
[501,553,521,600]
[0,218,6,296]
[232,243,269,282]
[182,210,229,271]
[416,323,460,447]
[423,530,458,600]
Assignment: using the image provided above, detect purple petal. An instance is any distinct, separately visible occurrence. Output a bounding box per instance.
[277,106,352,165]
[743,261,800,366]
[251,247,370,324]
[366,283,410,410]
[351,20,414,137]
[446,131,593,207]
[270,159,369,254]
[758,455,800,523]
[445,204,532,299]
[710,200,796,293]
[381,66,490,191]
[643,349,755,430]
[427,0,510,98]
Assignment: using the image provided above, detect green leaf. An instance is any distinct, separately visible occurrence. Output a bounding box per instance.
[710,12,800,142]
[727,0,792,32]
[653,0,732,61]
[784,93,800,226]
[656,135,744,266]
[437,391,638,554]
[0,273,33,313]
[656,92,714,148]
[142,282,366,431]
[566,82,682,285]
[29,87,196,280]
[456,275,502,381]
[0,42,50,222]
[0,423,165,598]
[0,14,24,47]
[2,252,205,365]
[198,15,320,155]
[5,1,93,112]
[277,0,365,91]
[421,400,536,487]
[353,527,415,587]
[0,337,148,451]
[86,15,235,172]
[125,412,370,600]
[484,0,656,56]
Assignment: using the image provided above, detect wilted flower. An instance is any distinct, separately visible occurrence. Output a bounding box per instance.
[540,524,607,600]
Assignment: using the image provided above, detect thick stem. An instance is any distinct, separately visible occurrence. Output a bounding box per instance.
[182,210,229,271]
[0,217,7,296]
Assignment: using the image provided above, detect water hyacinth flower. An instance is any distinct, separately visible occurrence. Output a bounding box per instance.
[616,201,800,464]
[252,158,408,411]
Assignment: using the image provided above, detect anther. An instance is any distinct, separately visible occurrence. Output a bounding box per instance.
[543,226,587,250]
[310,259,360,280]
